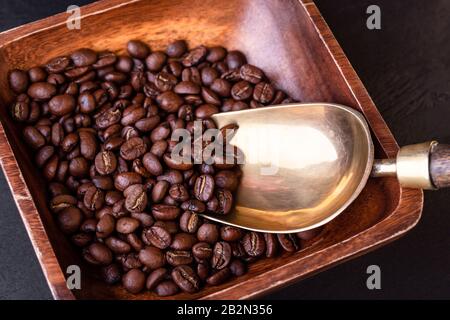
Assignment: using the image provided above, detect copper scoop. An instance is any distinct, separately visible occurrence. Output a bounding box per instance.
[200,103,450,233]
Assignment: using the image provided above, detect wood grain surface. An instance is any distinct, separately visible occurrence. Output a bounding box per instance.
[0,0,423,299]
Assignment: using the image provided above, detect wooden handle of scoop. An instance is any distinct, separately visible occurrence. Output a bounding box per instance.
[430,143,450,188]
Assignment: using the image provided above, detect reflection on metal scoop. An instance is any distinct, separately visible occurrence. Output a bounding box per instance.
[199,103,449,233]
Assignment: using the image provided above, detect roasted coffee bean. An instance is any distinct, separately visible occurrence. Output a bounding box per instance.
[96,214,115,238]
[157,170,183,184]
[277,233,300,252]
[79,130,97,160]
[9,69,29,93]
[171,233,197,250]
[95,151,117,175]
[201,67,219,86]
[127,233,144,252]
[152,180,169,203]
[197,223,219,244]
[193,174,215,201]
[50,194,77,212]
[207,46,227,63]
[156,91,183,113]
[168,183,189,202]
[131,212,154,227]
[155,280,179,296]
[71,48,98,67]
[231,80,253,100]
[229,259,246,276]
[166,250,193,266]
[142,226,171,249]
[167,40,187,58]
[116,217,140,234]
[146,51,167,72]
[28,67,47,82]
[36,145,55,167]
[139,246,165,269]
[57,206,83,234]
[105,236,131,254]
[181,199,206,213]
[152,204,180,220]
[206,267,230,286]
[210,78,231,97]
[120,137,147,161]
[220,226,243,242]
[179,211,201,234]
[196,262,209,281]
[71,232,93,247]
[240,64,264,84]
[46,56,71,74]
[124,184,148,213]
[127,40,150,59]
[242,232,265,257]
[145,268,168,290]
[24,126,46,149]
[215,170,239,191]
[211,241,232,270]
[216,189,233,215]
[122,269,146,294]
[182,46,208,67]
[101,263,122,284]
[83,185,104,210]
[142,152,163,176]
[226,50,246,69]
[114,172,142,191]
[172,265,200,293]
[264,233,278,258]
[83,242,113,265]
[253,82,275,104]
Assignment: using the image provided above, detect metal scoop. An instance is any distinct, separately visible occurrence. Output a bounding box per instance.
[202,103,449,233]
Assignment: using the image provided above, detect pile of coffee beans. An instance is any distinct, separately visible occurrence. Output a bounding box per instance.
[8,40,321,296]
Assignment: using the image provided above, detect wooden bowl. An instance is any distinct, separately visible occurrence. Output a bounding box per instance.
[0,0,423,299]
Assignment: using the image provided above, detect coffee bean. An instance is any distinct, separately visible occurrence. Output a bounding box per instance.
[179,211,201,234]
[146,51,167,72]
[145,268,167,290]
[124,184,148,213]
[23,126,45,150]
[201,67,219,86]
[182,46,208,67]
[79,130,97,160]
[197,223,219,244]
[142,226,171,249]
[193,174,215,201]
[231,80,253,100]
[220,226,243,242]
[142,152,163,176]
[207,46,227,62]
[114,172,142,191]
[242,232,265,257]
[122,268,146,294]
[172,265,200,293]
[27,82,56,101]
[9,69,29,93]
[215,170,239,191]
[155,280,179,296]
[50,194,77,212]
[35,145,55,167]
[28,67,47,82]
[156,91,183,113]
[96,214,115,238]
[95,151,117,175]
[46,56,71,74]
[127,40,150,59]
[152,204,180,220]
[264,233,278,257]
[83,242,113,265]
[229,259,246,276]
[116,217,140,234]
[102,263,122,284]
[166,250,193,266]
[138,246,165,269]
[277,233,300,252]
[253,82,275,104]
[171,233,197,250]
[181,199,206,213]
[210,78,231,97]
[216,189,233,215]
[240,64,264,84]
[226,50,247,69]
[167,40,187,58]
[71,48,98,67]
[57,206,83,234]
[168,183,189,202]
[83,185,104,210]
[120,137,147,160]
[152,180,169,203]
[206,268,230,286]
[212,241,232,270]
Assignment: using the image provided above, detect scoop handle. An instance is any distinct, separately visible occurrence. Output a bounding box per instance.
[371,141,450,190]
[430,143,450,188]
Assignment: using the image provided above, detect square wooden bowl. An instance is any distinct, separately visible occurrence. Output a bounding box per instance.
[0,0,423,299]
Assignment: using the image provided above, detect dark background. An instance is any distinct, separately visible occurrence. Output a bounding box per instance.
[0,0,449,299]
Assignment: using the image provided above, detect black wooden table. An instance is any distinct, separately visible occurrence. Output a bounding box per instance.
[0,0,448,299]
